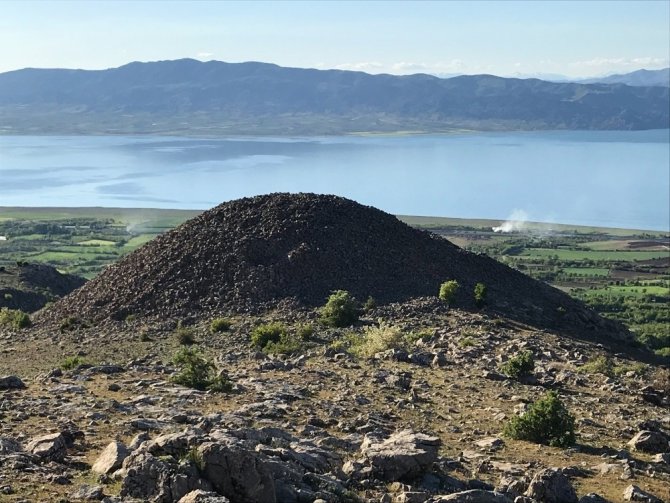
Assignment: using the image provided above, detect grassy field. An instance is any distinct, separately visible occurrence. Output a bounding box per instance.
[520,248,669,261]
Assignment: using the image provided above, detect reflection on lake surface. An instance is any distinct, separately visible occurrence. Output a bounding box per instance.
[0,130,668,230]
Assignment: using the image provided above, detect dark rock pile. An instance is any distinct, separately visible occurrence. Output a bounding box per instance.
[37,193,627,339]
[0,263,86,312]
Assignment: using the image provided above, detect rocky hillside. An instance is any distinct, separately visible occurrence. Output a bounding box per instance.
[0,302,668,502]
[37,193,626,341]
[0,263,85,312]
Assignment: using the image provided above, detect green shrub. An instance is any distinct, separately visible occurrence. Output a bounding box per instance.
[350,322,405,358]
[363,296,377,313]
[578,355,614,377]
[474,282,487,307]
[319,290,360,327]
[59,316,89,332]
[264,333,304,355]
[438,280,459,304]
[61,355,87,370]
[171,347,231,392]
[175,324,196,345]
[210,317,232,333]
[3,293,13,301]
[296,323,314,340]
[503,391,575,447]
[655,347,670,358]
[500,350,535,379]
[0,308,31,329]
[207,373,234,393]
[458,336,476,348]
[251,322,287,349]
[125,313,137,323]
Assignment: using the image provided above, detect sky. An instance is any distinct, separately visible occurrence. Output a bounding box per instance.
[1,0,668,78]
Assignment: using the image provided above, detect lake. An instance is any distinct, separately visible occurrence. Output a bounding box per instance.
[1,130,668,230]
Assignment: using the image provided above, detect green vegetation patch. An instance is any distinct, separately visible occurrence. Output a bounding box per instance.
[521,248,668,261]
[503,391,576,447]
[499,350,534,379]
[319,290,360,327]
[0,308,31,329]
[171,347,232,392]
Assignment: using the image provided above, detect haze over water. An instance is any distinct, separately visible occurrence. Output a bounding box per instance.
[1,130,668,231]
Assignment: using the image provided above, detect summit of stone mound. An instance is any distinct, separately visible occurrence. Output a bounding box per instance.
[37,193,628,341]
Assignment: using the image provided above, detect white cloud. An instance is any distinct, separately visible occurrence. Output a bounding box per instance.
[196,52,214,60]
[321,59,470,76]
[570,56,669,70]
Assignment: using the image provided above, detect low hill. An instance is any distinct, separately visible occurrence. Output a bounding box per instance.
[0,263,86,312]
[0,59,667,134]
[37,193,628,341]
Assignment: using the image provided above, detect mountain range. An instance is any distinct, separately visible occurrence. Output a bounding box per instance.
[0,59,668,135]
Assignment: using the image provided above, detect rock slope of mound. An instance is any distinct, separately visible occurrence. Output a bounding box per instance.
[0,263,86,312]
[38,193,627,339]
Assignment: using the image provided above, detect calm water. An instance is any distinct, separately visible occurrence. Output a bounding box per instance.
[1,130,668,230]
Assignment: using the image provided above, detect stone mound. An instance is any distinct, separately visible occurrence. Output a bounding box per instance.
[37,193,626,338]
[0,263,86,312]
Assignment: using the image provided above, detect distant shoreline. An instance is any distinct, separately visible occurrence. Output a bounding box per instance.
[1,206,667,235]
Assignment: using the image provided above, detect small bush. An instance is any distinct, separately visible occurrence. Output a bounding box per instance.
[139,331,152,342]
[503,391,576,447]
[264,333,304,355]
[0,308,31,329]
[171,347,231,392]
[500,350,535,379]
[350,322,405,358]
[458,336,476,348]
[175,324,196,345]
[125,313,137,323]
[474,282,487,307]
[578,355,614,377]
[59,316,89,332]
[363,296,377,313]
[438,280,459,304]
[296,323,314,340]
[61,355,87,370]
[251,322,287,349]
[210,317,232,333]
[207,373,234,393]
[3,293,13,301]
[319,290,360,327]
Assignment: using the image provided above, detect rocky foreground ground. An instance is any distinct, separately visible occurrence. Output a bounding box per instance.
[1,300,668,503]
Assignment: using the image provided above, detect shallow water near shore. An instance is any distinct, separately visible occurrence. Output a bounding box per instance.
[0,130,668,230]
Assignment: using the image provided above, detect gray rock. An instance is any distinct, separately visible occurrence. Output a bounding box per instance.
[579,494,611,503]
[0,375,25,389]
[434,489,512,502]
[360,429,441,481]
[627,430,669,454]
[26,432,70,462]
[0,437,22,454]
[199,440,276,503]
[120,450,210,502]
[524,468,577,503]
[92,441,129,475]
[622,485,662,502]
[70,484,105,501]
[178,490,231,503]
[475,437,504,450]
